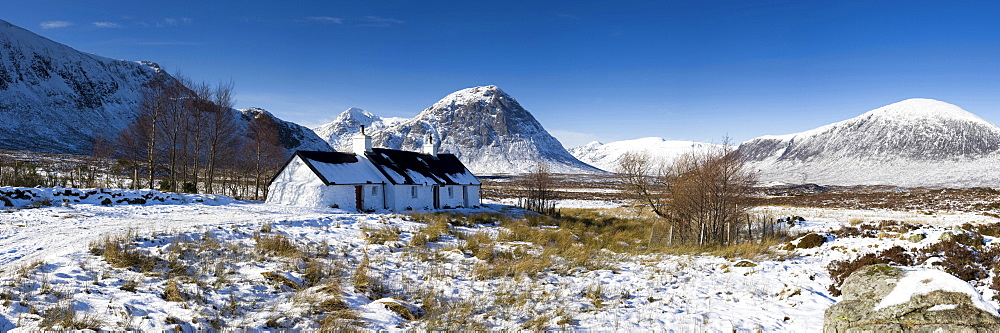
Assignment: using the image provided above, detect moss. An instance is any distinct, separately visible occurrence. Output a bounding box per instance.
[796,233,827,249]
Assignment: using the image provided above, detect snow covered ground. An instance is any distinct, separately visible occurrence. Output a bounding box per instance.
[2,187,999,331]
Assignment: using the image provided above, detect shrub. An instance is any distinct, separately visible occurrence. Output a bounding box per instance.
[90,235,157,272]
[40,302,103,330]
[254,233,300,257]
[918,240,985,281]
[827,245,913,296]
[795,233,826,249]
[162,279,186,302]
[379,300,423,320]
[964,222,1000,238]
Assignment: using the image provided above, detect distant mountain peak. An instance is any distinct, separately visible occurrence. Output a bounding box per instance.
[570,138,727,173]
[336,107,379,122]
[316,86,601,174]
[862,98,992,125]
[740,99,1000,186]
[0,20,328,154]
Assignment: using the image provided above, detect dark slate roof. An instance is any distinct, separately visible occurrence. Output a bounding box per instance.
[280,150,387,185]
[365,148,480,185]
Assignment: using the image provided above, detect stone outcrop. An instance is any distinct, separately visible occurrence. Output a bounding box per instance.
[825,264,1000,332]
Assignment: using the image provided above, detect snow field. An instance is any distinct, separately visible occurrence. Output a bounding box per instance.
[2,191,1000,331]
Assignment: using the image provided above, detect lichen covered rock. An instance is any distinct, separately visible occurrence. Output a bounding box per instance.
[825,264,1000,332]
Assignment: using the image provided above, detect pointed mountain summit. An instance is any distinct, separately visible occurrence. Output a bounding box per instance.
[317,86,601,174]
[740,98,1000,186]
[313,107,405,152]
[371,85,601,174]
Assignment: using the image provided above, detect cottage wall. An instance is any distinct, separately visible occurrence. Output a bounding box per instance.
[464,185,482,208]
[266,157,328,207]
[360,184,385,211]
[317,185,357,210]
[386,184,435,211]
[434,185,461,208]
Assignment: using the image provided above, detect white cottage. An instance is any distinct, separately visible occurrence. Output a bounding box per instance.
[266,130,481,212]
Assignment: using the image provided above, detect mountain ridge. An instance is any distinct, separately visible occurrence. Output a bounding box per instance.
[0,19,328,154]
[317,85,602,175]
[569,137,727,173]
[740,98,1000,186]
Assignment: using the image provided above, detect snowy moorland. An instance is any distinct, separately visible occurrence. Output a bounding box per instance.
[2,187,1000,331]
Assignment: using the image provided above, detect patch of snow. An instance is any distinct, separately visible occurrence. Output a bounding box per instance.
[874,268,997,314]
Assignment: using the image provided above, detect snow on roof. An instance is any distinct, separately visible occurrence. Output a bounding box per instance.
[288,149,480,186]
[873,267,998,314]
[366,148,480,186]
[295,151,388,185]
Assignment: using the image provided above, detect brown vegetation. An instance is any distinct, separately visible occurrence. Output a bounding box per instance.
[616,143,759,246]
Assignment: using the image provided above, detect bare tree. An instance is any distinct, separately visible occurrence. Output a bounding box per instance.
[245,111,286,200]
[118,76,172,189]
[205,80,239,194]
[617,152,669,218]
[518,162,558,215]
[618,143,757,245]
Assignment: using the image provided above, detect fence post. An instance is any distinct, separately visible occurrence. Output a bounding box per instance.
[668,226,673,246]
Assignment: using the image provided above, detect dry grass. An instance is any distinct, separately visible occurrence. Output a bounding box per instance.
[40,302,104,330]
[89,234,158,272]
[253,233,301,257]
[361,225,401,245]
[161,278,186,302]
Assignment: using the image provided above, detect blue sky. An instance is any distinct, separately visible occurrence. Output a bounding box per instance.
[7,0,1000,147]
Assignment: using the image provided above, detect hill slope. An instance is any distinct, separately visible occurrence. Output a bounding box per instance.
[739,98,1000,186]
[0,19,328,154]
[317,86,602,174]
[0,19,164,154]
[569,137,727,173]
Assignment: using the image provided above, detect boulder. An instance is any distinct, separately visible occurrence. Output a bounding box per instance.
[908,233,927,243]
[825,264,1000,332]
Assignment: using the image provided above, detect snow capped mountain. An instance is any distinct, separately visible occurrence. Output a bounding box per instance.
[313,107,406,152]
[317,85,602,174]
[0,19,165,154]
[0,19,327,154]
[740,98,1000,186]
[569,137,727,173]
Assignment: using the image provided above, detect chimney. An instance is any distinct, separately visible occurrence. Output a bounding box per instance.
[423,134,438,157]
[353,125,372,154]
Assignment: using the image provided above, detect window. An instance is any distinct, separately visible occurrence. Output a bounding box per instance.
[372,186,378,195]
[448,187,454,198]
[411,186,418,198]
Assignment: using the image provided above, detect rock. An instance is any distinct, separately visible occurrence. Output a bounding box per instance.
[796,233,827,249]
[940,231,954,242]
[908,233,927,243]
[825,265,1000,332]
[734,260,757,267]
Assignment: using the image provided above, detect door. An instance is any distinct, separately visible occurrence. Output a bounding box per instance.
[463,186,469,207]
[432,185,440,209]
[355,185,363,212]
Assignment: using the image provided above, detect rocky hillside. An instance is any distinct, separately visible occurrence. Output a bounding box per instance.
[312,107,406,152]
[317,86,602,174]
[740,98,1000,186]
[0,19,328,155]
[0,19,165,154]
